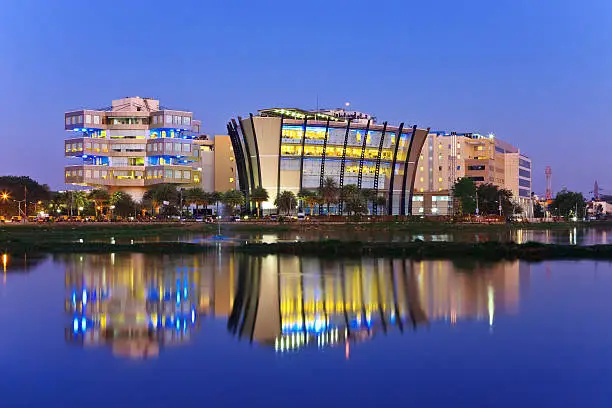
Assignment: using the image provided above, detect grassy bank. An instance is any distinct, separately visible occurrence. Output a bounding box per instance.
[3,238,612,262]
[237,241,612,261]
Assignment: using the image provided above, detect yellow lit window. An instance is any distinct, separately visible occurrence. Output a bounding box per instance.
[391,136,395,144]
[229,177,235,183]
[420,188,424,192]
[439,187,443,191]
[419,177,424,182]
[438,145,442,149]
[356,132,361,143]
[438,177,443,182]
[366,132,371,144]
[420,166,424,172]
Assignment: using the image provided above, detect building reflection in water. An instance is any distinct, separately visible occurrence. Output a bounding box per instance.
[60,251,529,357]
[228,256,530,355]
[62,251,232,359]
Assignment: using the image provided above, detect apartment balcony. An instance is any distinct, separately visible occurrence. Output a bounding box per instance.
[65,165,145,187]
[144,165,201,186]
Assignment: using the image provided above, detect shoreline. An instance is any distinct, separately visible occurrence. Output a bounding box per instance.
[2,240,612,262]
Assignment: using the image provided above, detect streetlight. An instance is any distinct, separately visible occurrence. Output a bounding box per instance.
[1,192,9,201]
[78,206,84,216]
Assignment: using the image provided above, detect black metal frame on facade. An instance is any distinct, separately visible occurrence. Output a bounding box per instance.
[399,125,418,216]
[249,113,263,189]
[356,119,371,189]
[298,118,308,192]
[372,122,387,215]
[387,123,404,216]
[318,119,331,215]
[228,120,249,198]
[236,117,255,211]
[338,119,352,214]
[236,117,254,192]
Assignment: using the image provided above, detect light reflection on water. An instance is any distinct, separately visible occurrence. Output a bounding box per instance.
[76,226,612,247]
[1,252,612,406]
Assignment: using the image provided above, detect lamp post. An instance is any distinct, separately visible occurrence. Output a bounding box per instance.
[475,191,480,216]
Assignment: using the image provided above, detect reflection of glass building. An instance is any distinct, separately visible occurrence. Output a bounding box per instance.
[228,255,529,354]
[63,253,210,358]
[228,108,429,215]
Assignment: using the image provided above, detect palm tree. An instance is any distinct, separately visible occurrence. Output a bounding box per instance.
[298,189,321,215]
[275,190,297,215]
[340,184,360,216]
[210,191,223,217]
[143,184,178,216]
[222,190,245,215]
[319,177,338,216]
[250,186,269,218]
[88,189,110,218]
[185,187,209,216]
[374,195,387,215]
[72,191,87,216]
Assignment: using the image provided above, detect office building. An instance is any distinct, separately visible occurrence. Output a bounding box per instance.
[228,108,429,215]
[412,132,533,217]
[194,135,237,193]
[64,97,203,201]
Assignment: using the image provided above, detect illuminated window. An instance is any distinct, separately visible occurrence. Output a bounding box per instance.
[420,166,424,172]
[438,177,443,182]
[229,177,235,183]
[419,177,424,182]
[420,188,424,192]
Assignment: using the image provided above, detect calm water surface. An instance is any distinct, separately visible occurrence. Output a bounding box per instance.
[105,226,612,246]
[1,252,611,407]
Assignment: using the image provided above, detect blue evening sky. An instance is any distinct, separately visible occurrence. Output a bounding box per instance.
[1,0,610,193]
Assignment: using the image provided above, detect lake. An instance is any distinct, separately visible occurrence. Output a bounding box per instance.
[0,252,611,407]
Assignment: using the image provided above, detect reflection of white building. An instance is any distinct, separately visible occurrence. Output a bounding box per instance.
[64,253,205,359]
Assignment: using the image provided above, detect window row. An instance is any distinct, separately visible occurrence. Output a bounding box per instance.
[146,169,192,180]
[146,142,192,153]
[152,115,191,126]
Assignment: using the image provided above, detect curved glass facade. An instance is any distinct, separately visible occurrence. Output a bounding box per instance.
[228,110,429,215]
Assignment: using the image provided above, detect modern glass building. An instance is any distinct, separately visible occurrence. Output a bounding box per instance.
[227,108,430,215]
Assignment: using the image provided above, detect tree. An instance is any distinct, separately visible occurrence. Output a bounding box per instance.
[222,190,245,215]
[88,189,110,218]
[275,190,297,215]
[476,183,514,216]
[250,186,269,218]
[72,191,88,215]
[0,176,51,216]
[549,189,586,219]
[185,187,210,216]
[109,191,136,218]
[374,195,387,215]
[143,184,178,216]
[533,202,545,218]
[298,189,320,215]
[452,178,476,216]
[210,191,223,217]
[319,177,339,216]
[340,184,366,216]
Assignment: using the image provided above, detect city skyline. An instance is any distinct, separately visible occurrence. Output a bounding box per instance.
[1,0,611,194]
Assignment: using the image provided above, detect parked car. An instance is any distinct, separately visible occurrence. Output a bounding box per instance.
[11,216,22,223]
[297,212,305,221]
